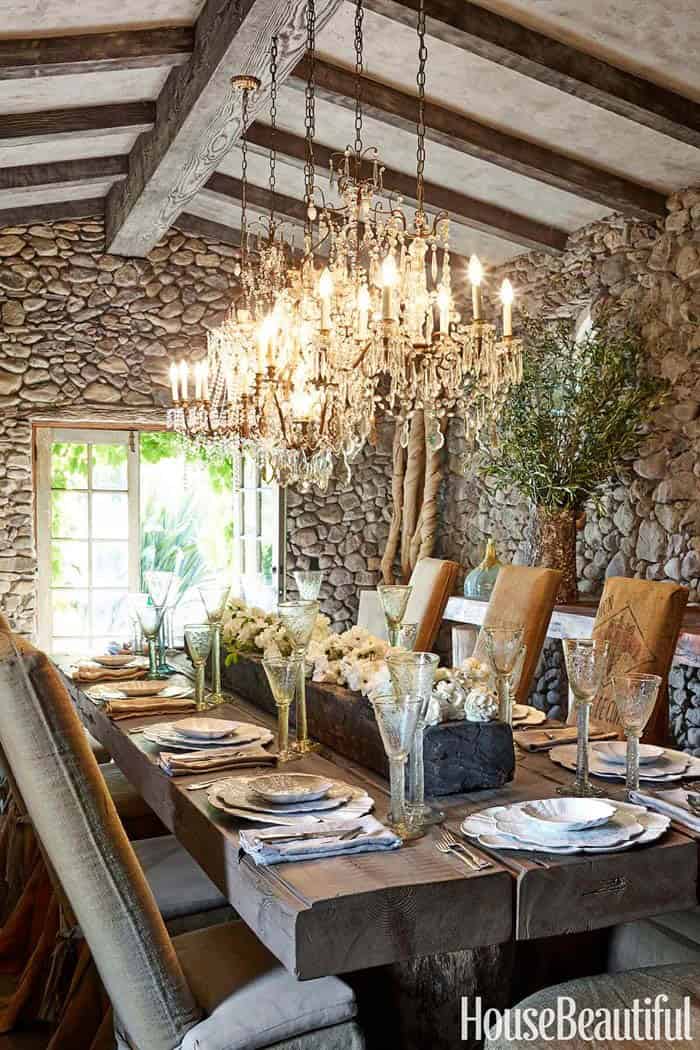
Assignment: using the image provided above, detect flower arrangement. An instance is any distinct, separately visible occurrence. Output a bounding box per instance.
[222,598,496,722]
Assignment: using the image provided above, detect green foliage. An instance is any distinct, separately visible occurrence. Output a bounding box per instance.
[484,314,667,512]
[51,442,88,489]
[140,495,209,601]
[139,431,233,494]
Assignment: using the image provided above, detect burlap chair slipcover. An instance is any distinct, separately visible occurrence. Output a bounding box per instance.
[565,577,688,744]
[473,565,562,704]
[0,636,362,1050]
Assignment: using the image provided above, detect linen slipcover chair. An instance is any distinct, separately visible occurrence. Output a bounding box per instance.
[358,556,459,650]
[472,565,562,704]
[565,576,688,744]
[484,963,700,1050]
[0,634,363,1050]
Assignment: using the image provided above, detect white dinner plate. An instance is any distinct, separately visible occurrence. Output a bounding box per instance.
[207,779,374,826]
[549,744,691,782]
[493,805,642,849]
[512,705,546,726]
[217,777,358,814]
[521,797,616,832]
[141,722,272,750]
[592,741,665,766]
[174,717,241,740]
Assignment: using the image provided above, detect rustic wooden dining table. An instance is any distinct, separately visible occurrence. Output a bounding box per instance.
[66,669,699,1050]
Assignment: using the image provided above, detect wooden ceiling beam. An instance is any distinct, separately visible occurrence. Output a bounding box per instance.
[246,122,568,252]
[364,0,700,149]
[105,0,344,257]
[291,58,667,221]
[0,27,193,79]
[0,156,128,192]
[0,198,105,229]
[176,212,243,249]
[0,102,154,146]
[205,171,309,226]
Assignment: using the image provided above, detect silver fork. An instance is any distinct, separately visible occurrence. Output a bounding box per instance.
[441,828,494,870]
[435,831,492,871]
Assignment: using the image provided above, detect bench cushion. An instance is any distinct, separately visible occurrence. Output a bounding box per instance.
[608,909,700,972]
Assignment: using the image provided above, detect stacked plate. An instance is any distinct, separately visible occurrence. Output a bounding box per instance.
[550,741,700,783]
[142,717,273,751]
[461,796,670,855]
[88,680,193,702]
[512,704,546,727]
[207,772,374,826]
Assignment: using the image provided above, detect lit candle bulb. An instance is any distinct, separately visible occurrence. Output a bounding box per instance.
[468,254,483,321]
[500,278,514,337]
[319,268,333,330]
[357,284,370,340]
[437,286,451,335]
[381,255,397,320]
[257,318,269,371]
[178,361,188,401]
[169,361,179,403]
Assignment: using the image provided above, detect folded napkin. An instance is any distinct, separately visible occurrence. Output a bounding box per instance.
[630,788,700,832]
[239,815,401,865]
[106,696,197,720]
[73,664,147,684]
[159,746,276,777]
[515,725,619,752]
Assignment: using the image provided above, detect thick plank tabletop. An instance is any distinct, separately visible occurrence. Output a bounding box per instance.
[67,674,514,980]
[67,668,699,973]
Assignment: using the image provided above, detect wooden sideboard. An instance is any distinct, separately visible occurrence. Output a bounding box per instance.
[444,596,700,668]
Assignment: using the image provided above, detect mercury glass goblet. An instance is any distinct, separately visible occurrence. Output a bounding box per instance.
[263,657,303,763]
[370,691,423,840]
[377,584,412,647]
[612,673,661,796]
[561,638,610,798]
[386,650,440,827]
[483,624,524,726]
[199,584,230,706]
[134,599,167,680]
[277,600,320,754]
[184,624,214,711]
[293,569,324,601]
[397,622,418,651]
[145,569,178,675]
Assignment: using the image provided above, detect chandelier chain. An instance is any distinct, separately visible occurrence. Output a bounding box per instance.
[269,35,278,233]
[304,0,317,225]
[353,0,364,160]
[240,87,250,274]
[415,0,427,220]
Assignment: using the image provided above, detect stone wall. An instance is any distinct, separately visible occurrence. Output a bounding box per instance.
[286,421,394,632]
[0,218,240,634]
[438,187,700,603]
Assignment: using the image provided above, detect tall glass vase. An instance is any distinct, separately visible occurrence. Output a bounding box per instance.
[386,650,439,828]
[278,600,320,754]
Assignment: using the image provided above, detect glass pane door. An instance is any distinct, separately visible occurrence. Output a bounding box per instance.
[232,454,282,609]
[36,428,139,653]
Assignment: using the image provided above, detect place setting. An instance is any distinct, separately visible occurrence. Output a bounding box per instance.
[136,716,276,777]
[549,740,700,786]
[85,674,197,719]
[70,653,149,685]
[206,771,400,864]
[461,795,670,856]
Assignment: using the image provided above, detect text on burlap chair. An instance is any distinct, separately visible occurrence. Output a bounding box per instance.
[471,565,563,704]
[0,634,363,1050]
[358,557,459,651]
[566,577,688,744]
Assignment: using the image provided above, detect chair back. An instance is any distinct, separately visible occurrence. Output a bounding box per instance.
[473,565,562,704]
[405,558,459,652]
[0,629,200,1050]
[589,577,688,743]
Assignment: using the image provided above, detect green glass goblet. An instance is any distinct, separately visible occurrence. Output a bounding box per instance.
[277,600,320,754]
[612,673,661,797]
[199,583,230,706]
[134,599,167,680]
[377,584,412,647]
[145,569,178,676]
[293,570,324,601]
[386,650,440,828]
[370,691,424,840]
[184,624,215,711]
[263,656,303,763]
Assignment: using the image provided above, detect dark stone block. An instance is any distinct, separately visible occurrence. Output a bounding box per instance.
[223,654,515,795]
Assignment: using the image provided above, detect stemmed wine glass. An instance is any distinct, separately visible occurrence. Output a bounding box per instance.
[561,638,610,797]
[199,583,230,706]
[397,622,418,650]
[127,592,146,656]
[144,570,178,676]
[134,599,166,680]
[386,650,440,828]
[370,691,423,840]
[183,624,214,711]
[612,673,661,796]
[293,569,324,601]
[277,600,319,754]
[263,657,302,763]
[377,584,412,647]
[483,625,524,726]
